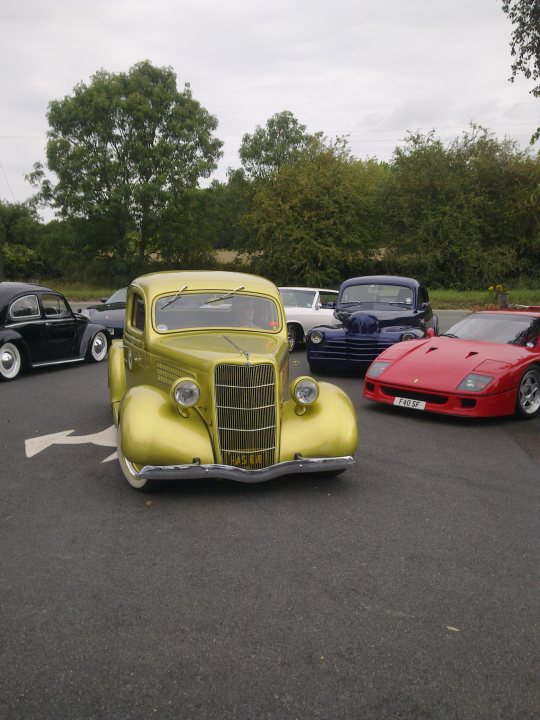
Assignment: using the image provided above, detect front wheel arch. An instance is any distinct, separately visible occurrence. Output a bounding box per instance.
[117,424,156,492]
[515,365,540,419]
[86,330,109,362]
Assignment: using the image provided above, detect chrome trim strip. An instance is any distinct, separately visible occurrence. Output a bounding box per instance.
[32,357,85,367]
[135,456,355,484]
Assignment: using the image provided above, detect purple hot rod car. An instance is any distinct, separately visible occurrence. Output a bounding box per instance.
[306,275,438,373]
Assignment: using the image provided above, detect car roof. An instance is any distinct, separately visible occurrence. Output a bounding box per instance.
[131,271,280,299]
[278,287,338,293]
[0,281,56,305]
[340,275,420,291]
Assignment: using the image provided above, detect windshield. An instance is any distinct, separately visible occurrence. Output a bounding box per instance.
[445,313,540,346]
[154,292,280,332]
[107,288,127,304]
[279,289,317,308]
[340,284,414,306]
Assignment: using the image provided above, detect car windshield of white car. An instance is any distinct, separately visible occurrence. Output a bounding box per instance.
[280,290,316,308]
[340,284,414,306]
[154,292,280,332]
[444,314,539,346]
[107,288,127,304]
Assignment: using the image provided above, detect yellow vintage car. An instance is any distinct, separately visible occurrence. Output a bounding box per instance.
[108,270,358,491]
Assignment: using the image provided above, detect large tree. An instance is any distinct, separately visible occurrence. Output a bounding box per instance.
[501,0,540,142]
[383,127,540,288]
[28,60,223,270]
[242,137,386,286]
[239,111,320,181]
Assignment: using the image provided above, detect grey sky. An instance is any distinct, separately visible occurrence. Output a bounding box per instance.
[1,0,538,216]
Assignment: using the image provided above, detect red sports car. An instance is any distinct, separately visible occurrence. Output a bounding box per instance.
[363,310,540,419]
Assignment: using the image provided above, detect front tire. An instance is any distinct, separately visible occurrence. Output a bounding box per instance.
[117,426,156,492]
[287,323,298,352]
[0,342,23,381]
[86,331,109,363]
[516,366,540,419]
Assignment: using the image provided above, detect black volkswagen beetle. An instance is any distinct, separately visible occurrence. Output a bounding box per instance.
[0,282,110,381]
[306,275,439,373]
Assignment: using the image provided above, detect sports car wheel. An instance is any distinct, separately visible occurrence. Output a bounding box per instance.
[516,366,540,419]
[87,331,108,362]
[0,343,22,381]
[116,426,155,492]
[287,323,298,352]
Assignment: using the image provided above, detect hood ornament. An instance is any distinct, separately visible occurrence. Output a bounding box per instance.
[223,335,251,365]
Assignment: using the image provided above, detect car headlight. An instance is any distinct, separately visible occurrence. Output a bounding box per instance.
[457,374,494,392]
[401,331,417,341]
[366,361,391,378]
[172,378,200,407]
[309,330,324,344]
[291,377,319,405]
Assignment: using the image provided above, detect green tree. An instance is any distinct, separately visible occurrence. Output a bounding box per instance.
[501,0,540,142]
[242,137,386,286]
[383,127,540,288]
[28,60,223,273]
[239,111,321,181]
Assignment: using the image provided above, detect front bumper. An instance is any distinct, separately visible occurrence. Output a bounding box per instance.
[134,455,356,484]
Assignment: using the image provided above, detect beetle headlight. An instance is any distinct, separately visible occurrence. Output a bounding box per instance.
[457,374,493,392]
[366,360,391,378]
[291,377,319,405]
[172,378,200,407]
[309,330,324,344]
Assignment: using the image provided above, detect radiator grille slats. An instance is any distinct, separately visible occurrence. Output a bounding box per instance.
[215,364,277,469]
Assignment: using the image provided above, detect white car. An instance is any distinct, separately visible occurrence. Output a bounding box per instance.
[279,287,339,351]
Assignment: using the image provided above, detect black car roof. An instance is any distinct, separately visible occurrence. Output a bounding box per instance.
[340,275,420,291]
[0,281,56,305]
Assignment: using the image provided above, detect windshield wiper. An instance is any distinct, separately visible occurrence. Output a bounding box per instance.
[160,285,188,310]
[203,285,245,304]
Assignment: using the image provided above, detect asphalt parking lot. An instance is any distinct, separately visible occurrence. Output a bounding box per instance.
[1,320,539,719]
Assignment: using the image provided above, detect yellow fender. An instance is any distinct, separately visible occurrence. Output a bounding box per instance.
[279,382,358,461]
[118,385,215,466]
[108,341,126,426]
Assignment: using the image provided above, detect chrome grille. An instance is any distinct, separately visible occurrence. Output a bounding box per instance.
[215,363,277,470]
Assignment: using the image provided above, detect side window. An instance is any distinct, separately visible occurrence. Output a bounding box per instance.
[132,296,145,331]
[41,293,70,316]
[10,295,40,319]
[417,287,428,305]
[320,292,337,308]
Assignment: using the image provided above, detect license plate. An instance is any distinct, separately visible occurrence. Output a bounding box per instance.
[393,397,426,410]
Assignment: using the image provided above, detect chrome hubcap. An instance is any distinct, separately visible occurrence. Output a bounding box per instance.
[1,350,14,370]
[92,333,107,360]
[519,372,540,414]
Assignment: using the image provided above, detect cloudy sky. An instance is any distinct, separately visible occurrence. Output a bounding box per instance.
[1,0,538,215]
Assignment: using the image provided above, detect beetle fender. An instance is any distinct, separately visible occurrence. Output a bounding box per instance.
[80,322,109,357]
[119,385,215,466]
[279,381,358,461]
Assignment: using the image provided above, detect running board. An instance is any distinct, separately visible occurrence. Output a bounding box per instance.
[32,357,85,368]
